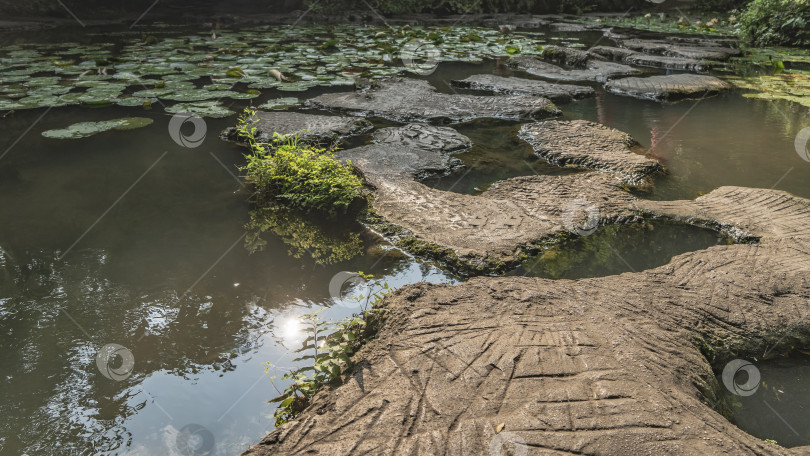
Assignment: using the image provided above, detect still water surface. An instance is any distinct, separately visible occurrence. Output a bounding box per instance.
[1,24,809,455]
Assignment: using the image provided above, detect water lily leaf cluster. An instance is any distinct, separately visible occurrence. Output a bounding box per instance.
[721,46,810,107]
[0,25,554,117]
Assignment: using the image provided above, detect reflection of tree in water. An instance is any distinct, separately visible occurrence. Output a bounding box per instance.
[244,206,363,265]
[0,246,271,455]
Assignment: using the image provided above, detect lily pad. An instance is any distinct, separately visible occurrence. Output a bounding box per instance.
[41,117,154,139]
[164,101,235,118]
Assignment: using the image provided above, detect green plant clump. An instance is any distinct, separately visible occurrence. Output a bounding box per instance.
[265,273,391,426]
[237,108,364,215]
[738,0,810,47]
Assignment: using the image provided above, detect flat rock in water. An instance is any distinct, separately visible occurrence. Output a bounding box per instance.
[339,124,471,179]
[509,55,640,82]
[605,73,732,101]
[221,111,371,144]
[549,22,591,32]
[619,38,742,60]
[519,120,663,184]
[539,44,603,68]
[451,74,595,103]
[591,46,709,72]
[371,123,472,153]
[308,79,559,123]
[337,144,461,180]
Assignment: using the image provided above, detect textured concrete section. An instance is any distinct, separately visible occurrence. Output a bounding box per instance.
[371,123,472,153]
[638,186,810,242]
[591,45,709,72]
[246,236,810,455]
[519,120,664,185]
[509,55,640,82]
[339,124,472,180]
[619,38,742,60]
[365,172,640,273]
[605,74,733,101]
[308,79,560,124]
[221,111,372,145]
[451,74,595,103]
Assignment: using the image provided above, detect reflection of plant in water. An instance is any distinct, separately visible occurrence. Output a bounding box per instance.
[244,206,363,265]
[265,274,391,426]
[523,222,731,279]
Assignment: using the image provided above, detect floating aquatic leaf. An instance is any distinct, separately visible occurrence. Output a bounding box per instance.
[41,117,154,139]
[164,101,235,118]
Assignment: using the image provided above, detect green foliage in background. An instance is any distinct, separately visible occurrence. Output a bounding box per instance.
[238,108,365,216]
[738,0,810,46]
[306,0,644,14]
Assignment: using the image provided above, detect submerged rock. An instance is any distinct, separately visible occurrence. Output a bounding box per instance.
[605,74,733,101]
[509,55,640,82]
[519,120,663,185]
[308,79,560,123]
[451,74,595,103]
[220,111,372,145]
[590,45,710,72]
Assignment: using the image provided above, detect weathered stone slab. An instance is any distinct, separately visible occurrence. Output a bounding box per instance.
[549,22,591,32]
[509,55,640,82]
[337,144,461,181]
[364,172,641,272]
[308,79,560,124]
[519,120,663,185]
[619,38,742,60]
[451,74,595,103]
[605,73,732,101]
[245,189,810,455]
[638,186,810,242]
[538,44,603,68]
[591,45,709,71]
[371,123,471,153]
[338,124,471,180]
[221,111,371,144]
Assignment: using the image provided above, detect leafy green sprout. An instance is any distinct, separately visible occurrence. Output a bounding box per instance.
[264,273,391,426]
[236,107,365,216]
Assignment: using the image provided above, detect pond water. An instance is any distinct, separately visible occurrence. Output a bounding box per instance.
[1,22,809,455]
